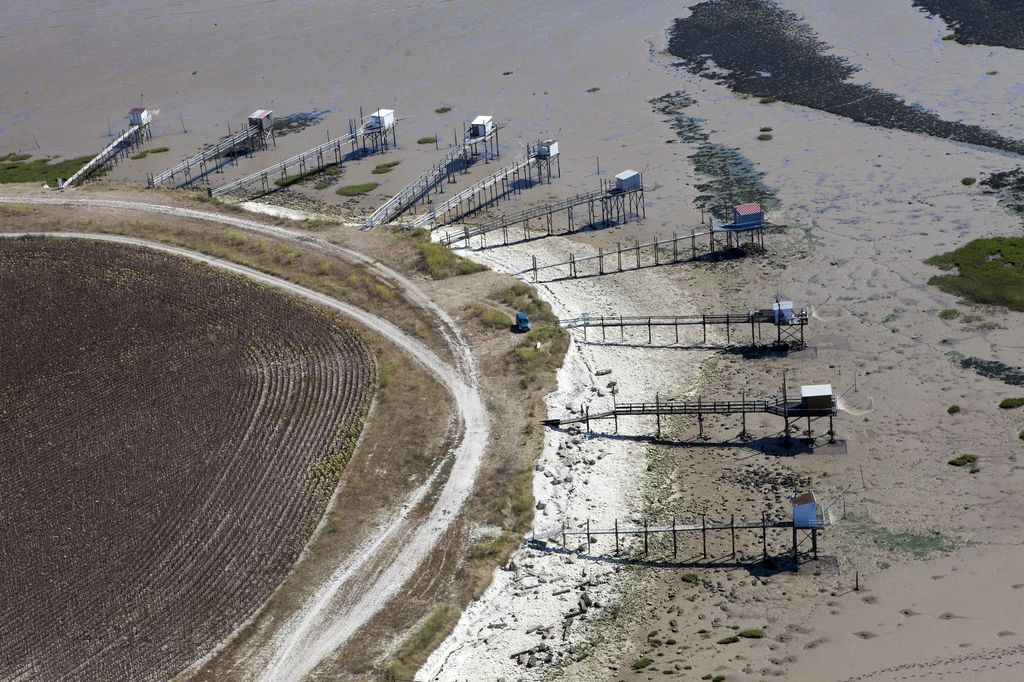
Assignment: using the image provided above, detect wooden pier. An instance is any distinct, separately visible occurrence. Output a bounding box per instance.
[407,142,556,229]
[149,122,272,189]
[212,118,378,198]
[519,225,767,283]
[544,384,837,444]
[440,178,644,249]
[62,123,151,188]
[560,306,808,348]
[538,510,823,568]
[364,123,499,229]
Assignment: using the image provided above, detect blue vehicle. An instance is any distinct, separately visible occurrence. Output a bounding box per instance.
[513,311,531,333]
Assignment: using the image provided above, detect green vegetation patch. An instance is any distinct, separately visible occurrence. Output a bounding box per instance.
[961,177,977,186]
[399,228,486,279]
[385,603,457,680]
[470,302,512,329]
[435,106,452,114]
[717,635,740,644]
[416,136,437,145]
[948,453,978,467]
[0,154,95,185]
[130,146,170,160]
[497,282,569,388]
[938,308,959,320]
[681,572,699,583]
[275,163,341,188]
[336,182,378,197]
[999,397,1024,409]
[586,86,601,93]
[737,628,764,639]
[632,658,654,670]
[847,524,955,559]
[947,404,961,414]
[757,133,773,141]
[925,237,1024,311]
[371,160,401,175]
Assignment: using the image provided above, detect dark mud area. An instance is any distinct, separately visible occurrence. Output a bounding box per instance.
[274,109,330,137]
[668,0,1024,156]
[913,0,1024,50]
[982,167,1024,220]
[949,351,1024,386]
[652,92,778,220]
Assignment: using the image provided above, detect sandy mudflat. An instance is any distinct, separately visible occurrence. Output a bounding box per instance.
[4,1,1024,680]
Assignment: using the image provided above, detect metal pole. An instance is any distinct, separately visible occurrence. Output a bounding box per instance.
[731,514,736,560]
[614,519,619,555]
[702,514,707,558]
[672,516,677,558]
[762,512,767,561]
[586,519,591,555]
[644,518,649,557]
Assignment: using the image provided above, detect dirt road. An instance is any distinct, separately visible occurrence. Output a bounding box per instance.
[0,199,489,680]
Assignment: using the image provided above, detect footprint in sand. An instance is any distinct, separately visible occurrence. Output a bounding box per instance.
[854,631,877,639]
[900,608,920,617]
[997,630,1016,637]
[1012,584,1024,590]
[939,612,963,620]
[931,575,945,580]
[861,595,878,604]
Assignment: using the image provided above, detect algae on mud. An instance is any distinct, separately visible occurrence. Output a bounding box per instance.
[668,0,1024,157]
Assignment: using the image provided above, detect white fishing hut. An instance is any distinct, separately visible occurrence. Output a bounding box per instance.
[248,109,273,131]
[615,169,641,192]
[469,115,494,139]
[800,384,833,411]
[536,139,559,158]
[368,109,395,130]
[128,108,152,126]
[791,491,819,528]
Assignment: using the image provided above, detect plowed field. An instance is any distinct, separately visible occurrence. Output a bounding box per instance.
[0,237,374,680]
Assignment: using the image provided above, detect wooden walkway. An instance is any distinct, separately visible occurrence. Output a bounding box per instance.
[519,225,767,283]
[539,509,825,566]
[149,124,269,188]
[63,123,150,187]
[440,180,644,248]
[364,126,499,228]
[560,308,808,348]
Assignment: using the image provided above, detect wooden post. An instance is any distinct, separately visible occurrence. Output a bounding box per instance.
[762,511,768,561]
[532,255,538,282]
[730,514,736,560]
[672,516,677,558]
[812,527,818,560]
[586,519,592,555]
[614,518,620,555]
[702,514,707,558]
[562,521,566,549]
[644,518,649,557]
[655,393,661,439]
[792,523,798,568]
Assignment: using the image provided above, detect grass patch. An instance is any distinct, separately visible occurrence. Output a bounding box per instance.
[759,96,777,104]
[1019,430,1024,440]
[737,628,764,639]
[848,524,955,559]
[947,404,961,414]
[681,572,699,583]
[496,282,569,388]
[275,163,341,188]
[371,160,401,175]
[925,237,1024,311]
[130,146,170,160]
[0,154,95,185]
[632,658,654,670]
[586,86,601,93]
[938,308,959,320]
[961,177,977,186]
[434,106,452,114]
[948,453,978,467]
[999,397,1024,409]
[717,635,740,645]
[757,133,773,141]
[416,136,437,145]
[398,228,487,279]
[759,126,773,132]
[384,604,457,680]
[336,182,378,197]
[470,302,512,329]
